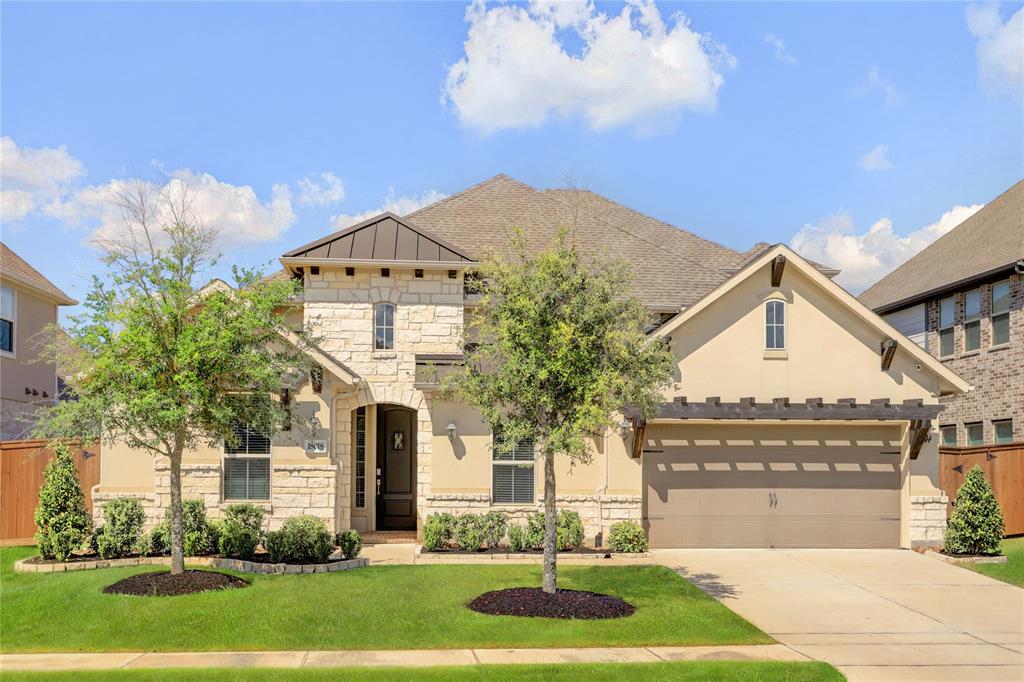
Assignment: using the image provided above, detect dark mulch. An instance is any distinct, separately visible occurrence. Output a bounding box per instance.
[468,587,635,619]
[103,570,249,597]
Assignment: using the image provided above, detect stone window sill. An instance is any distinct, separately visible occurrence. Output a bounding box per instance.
[960,350,981,359]
[988,343,1010,353]
[371,352,398,360]
[763,349,788,360]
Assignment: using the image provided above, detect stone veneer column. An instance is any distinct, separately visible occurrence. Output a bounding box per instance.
[909,494,948,548]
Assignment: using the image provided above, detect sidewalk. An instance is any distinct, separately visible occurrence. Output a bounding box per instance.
[0,645,806,672]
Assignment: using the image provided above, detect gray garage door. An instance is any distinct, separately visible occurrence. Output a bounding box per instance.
[643,426,901,549]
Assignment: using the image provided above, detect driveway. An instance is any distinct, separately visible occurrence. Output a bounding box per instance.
[653,549,1024,681]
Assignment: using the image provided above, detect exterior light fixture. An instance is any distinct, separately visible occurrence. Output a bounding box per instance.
[446,421,457,441]
[619,417,631,440]
[308,415,322,433]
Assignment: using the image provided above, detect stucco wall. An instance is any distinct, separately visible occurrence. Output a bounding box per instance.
[0,282,59,439]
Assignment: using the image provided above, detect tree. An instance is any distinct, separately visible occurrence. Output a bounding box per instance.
[453,228,674,593]
[944,465,1005,555]
[36,181,311,575]
[34,442,91,561]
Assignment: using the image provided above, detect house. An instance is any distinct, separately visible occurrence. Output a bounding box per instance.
[0,243,77,441]
[859,180,1023,449]
[94,175,969,549]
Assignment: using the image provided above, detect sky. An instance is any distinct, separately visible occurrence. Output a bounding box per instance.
[1,1,1022,318]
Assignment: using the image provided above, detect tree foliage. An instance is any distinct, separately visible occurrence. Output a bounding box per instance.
[34,443,91,561]
[945,465,1005,555]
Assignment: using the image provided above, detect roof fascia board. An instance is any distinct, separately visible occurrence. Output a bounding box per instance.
[0,271,77,306]
[280,257,477,270]
[871,262,1020,314]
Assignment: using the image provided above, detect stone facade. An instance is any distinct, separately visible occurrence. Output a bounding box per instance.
[910,494,949,549]
[925,273,1023,445]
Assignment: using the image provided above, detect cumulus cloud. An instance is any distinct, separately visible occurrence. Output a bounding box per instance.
[330,187,448,230]
[854,66,900,107]
[442,0,735,134]
[764,33,796,64]
[0,136,84,225]
[297,171,345,207]
[790,204,984,293]
[858,144,891,172]
[966,3,1023,98]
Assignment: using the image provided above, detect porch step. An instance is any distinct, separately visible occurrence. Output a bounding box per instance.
[361,531,417,545]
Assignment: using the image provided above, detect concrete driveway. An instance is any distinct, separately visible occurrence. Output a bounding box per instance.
[653,549,1024,681]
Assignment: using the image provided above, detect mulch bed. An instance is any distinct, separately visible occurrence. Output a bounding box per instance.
[103,570,248,597]
[468,587,635,619]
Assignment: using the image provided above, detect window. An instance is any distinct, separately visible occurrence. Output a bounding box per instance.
[940,424,957,447]
[994,419,1014,444]
[374,303,394,350]
[492,429,535,504]
[938,296,955,357]
[0,285,14,354]
[964,289,981,352]
[992,281,1010,347]
[765,300,785,350]
[354,407,367,508]
[223,423,271,500]
[966,422,984,447]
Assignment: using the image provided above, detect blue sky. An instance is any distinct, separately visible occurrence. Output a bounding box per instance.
[1,1,1021,316]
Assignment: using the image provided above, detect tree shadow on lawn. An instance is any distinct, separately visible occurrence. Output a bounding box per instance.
[560,564,741,601]
[670,568,741,600]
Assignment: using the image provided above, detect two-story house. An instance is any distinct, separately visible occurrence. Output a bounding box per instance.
[0,243,77,440]
[860,180,1023,450]
[94,175,969,548]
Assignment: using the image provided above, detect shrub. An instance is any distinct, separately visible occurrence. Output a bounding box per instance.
[945,465,1005,556]
[218,504,265,560]
[454,514,485,552]
[422,513,455,551]
[507,525,527,552]
[180,499,218,556]
[525,512,545,549]
[556,510,584,551]
[142,522,170,556]
[336,529,362,559]
[92,497,145,559]
[481,511,508,548]
[608,520,647,553]
[265,515,333,563]
[34,443,91,561]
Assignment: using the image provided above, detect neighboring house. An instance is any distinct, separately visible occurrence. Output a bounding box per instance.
[860,180,1023,449]
[96,175,968,549]
[0,243,77,440]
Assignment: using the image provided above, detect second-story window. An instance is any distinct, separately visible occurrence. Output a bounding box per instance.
[0,285,14,354]
[374,303,394,350]
[964,289,981,352]
[938,296,955,358]
[992,281,1010,347]
[765,300,785,350]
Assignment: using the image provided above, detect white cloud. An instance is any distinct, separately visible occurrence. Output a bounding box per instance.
[442,0,735,134]
[0,136,84,225]
[854,66,900,107]
[858,144,891,172]
[297,171,345,207]
[966,3,1023,98]
[764,33,796,64]
[330,187,448,230]
[790,204,984,293]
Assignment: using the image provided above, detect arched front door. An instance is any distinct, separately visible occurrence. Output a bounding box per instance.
[376,405,417,530]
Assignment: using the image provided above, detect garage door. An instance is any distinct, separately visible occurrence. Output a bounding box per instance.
[643,424,902,549]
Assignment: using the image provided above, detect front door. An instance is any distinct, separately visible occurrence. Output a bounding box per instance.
[376,406,416,530]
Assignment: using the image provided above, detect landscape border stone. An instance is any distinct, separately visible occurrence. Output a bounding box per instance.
[924,550,1008,564]
[14,555,369,574]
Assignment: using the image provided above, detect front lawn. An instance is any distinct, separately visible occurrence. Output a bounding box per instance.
[0,547,769,652]
[3,662,845,682]
[959,536,1024,588]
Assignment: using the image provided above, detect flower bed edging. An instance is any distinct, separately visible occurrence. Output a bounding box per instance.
[924,550,1007,565]
[14,555,369,574]
[416,550,650,560]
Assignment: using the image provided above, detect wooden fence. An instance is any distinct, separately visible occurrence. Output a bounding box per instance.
[0,439,101,545]
[940,442,1024,537]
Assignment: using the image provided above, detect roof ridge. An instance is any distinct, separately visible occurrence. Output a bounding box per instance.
[405,173,516,220]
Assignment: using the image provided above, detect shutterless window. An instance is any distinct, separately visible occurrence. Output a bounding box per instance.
[354,407,366,508]
[0,285,14,354]
[223,423,271,501]
[374,303,394,350]
[992,281,1010,347]
[966,422,984,447]
[994,419,1014,444]
[765,300,785,350]
[938,297,955,357]
[964,289,982,352]
[492,430,535,504]
[940,424,957,447]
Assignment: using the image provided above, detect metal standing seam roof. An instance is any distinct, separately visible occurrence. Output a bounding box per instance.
[0,242,77,305]
[283,213,474,263]
[859,180,1024,312]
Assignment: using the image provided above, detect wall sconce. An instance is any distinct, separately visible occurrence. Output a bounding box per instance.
[307,415,322,433]
[446,421,457,442]
[619,418,631,440]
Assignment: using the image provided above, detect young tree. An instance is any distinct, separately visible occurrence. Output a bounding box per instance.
[454,228,674,593]
[34,442,91,561]
[37,182,311,575]
[945,464,1005,555]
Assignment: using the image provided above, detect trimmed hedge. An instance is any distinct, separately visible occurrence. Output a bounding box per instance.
[265,515,333,563]
[92,498,145,559]
[336,529,362,560]
[608,520,647,553]
[422,513,456,551]
[218,504,265,560]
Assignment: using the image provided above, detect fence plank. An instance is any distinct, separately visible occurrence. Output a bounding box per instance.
[940,442,1024,537]
[0,439,101,544]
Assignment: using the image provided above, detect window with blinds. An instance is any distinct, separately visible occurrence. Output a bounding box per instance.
[354,407,366,508]
[492,430,535,504]
[223,422,271,501]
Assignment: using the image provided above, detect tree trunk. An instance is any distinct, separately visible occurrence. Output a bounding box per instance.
[542,448,557,594]
[168,443,185,575]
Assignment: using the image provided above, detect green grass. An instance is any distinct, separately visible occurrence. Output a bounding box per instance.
[959,536,1024,588]
[0,546,769,653]
[2,662,845,682]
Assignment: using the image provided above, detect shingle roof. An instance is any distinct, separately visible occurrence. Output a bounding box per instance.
[0,242,77,305]
[859,180,1024,312]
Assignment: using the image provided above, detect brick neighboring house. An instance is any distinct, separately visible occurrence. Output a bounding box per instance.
[860,180,1024,448]
[0,243,77,440]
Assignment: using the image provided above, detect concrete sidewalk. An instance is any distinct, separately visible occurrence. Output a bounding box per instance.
[0,645,805,672]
